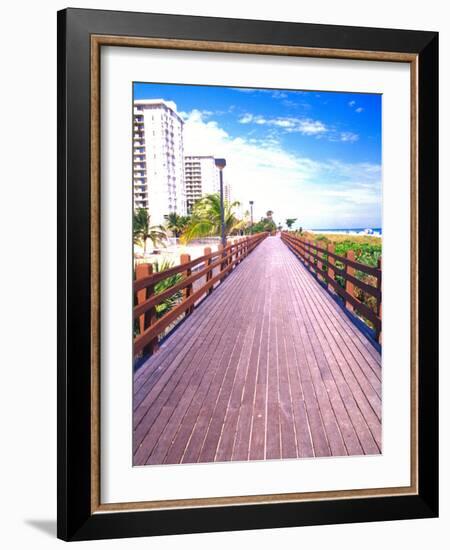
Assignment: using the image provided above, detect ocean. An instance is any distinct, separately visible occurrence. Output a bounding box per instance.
[307,227,382,236]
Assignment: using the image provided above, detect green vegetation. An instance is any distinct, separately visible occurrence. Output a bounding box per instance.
[302,231,382,267]
[134,259,183,339]
[285,218,297,229]
[152,259,183,319]
[180,193,245,243]
[133,208,167,253]
[293,231,382,330]
[250,217,277,234]
[165,212,190,238]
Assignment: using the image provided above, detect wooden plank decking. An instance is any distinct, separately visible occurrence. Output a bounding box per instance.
[133,234,382,466]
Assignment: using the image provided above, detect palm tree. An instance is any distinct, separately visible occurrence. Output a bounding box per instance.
[266,210,274,220]
[165,212,190,238]
[133,208,167,254]
[181,193,244,243]
[286,218,297,229]
[152,259,183,318]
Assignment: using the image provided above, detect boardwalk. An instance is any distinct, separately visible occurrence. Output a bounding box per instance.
[133,235,382,466]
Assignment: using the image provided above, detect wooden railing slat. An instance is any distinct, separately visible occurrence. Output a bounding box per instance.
[282,233,380,276]
[133,232,268,356]
[281,231,382,340]
[133,247,237,319]
[134,233,264,291]
[134,248,250,355]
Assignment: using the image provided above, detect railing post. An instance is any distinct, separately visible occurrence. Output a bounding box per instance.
[345,249,356,311]
[204,246,213,296]
[307,240,311,269]
[376,257,382,343]
[317,242,323,280]
[135,262,158,355]
[327,243,335,293]
[180,253,193,316]
[218,243,225,280]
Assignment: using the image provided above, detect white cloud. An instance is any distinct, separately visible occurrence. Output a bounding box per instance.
[295,119,327,135]
[348,100,356,107]
[255,116,267,125]
[238,114,328,136]
[238,113,254,124]
[182,110,380,228]
[271,90,288,99]
[355,107,364,113]
[339,132,359,142]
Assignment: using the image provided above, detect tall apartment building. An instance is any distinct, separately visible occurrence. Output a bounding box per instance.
[133,99,186,225]
[184,155,221,212]
[224,180,232,204]
[184,155,233,213]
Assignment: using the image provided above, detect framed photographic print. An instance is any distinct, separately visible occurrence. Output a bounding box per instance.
[57,8,438,541]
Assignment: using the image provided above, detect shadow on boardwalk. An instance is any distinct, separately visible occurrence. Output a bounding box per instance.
[133,235,382,466]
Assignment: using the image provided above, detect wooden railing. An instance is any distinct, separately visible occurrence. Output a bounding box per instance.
[133,232,268,357]
[281,231,382,342]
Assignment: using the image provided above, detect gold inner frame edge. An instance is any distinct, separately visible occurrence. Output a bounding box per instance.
[90,34,419,514]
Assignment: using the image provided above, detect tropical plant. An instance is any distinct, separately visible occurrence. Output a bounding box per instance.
[165,212,190,238]
[181,193,245,242]
[133,208,167,253]
[133,259,183,338]
[285,218,297,229]
[152,259,183,319]
[300,231,382,329]
[250,217,277,234]
[266,210,274,219]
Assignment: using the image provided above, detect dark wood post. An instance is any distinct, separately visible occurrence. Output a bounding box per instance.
[345,249,356,311]
[317,242,323,280]
[307,240,312,269]
[180,253,193,316]
[204,246,213,296]
[230,240,235,269]
[376,257,382,343]
[135,262,158,355]
[218,243,225,280]
[327,243,335,293]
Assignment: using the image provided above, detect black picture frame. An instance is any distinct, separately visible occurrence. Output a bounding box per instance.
[57,7,438,541]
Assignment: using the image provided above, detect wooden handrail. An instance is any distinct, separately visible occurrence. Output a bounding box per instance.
[134,232,268,356]
[281,231,382,341]
[134,233,264,291]
[282,233,379,276]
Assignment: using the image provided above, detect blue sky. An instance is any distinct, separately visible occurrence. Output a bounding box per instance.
[134,82,382,229]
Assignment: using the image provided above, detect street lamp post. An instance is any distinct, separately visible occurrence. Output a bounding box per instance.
[214,158,227,248]
[249,200,254,234]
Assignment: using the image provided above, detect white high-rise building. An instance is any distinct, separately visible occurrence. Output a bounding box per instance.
[133,99,186,225]
[184,155,221,212]
[224,180,232,204]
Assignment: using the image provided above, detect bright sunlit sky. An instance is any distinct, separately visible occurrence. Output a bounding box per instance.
[134,82,382,229]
